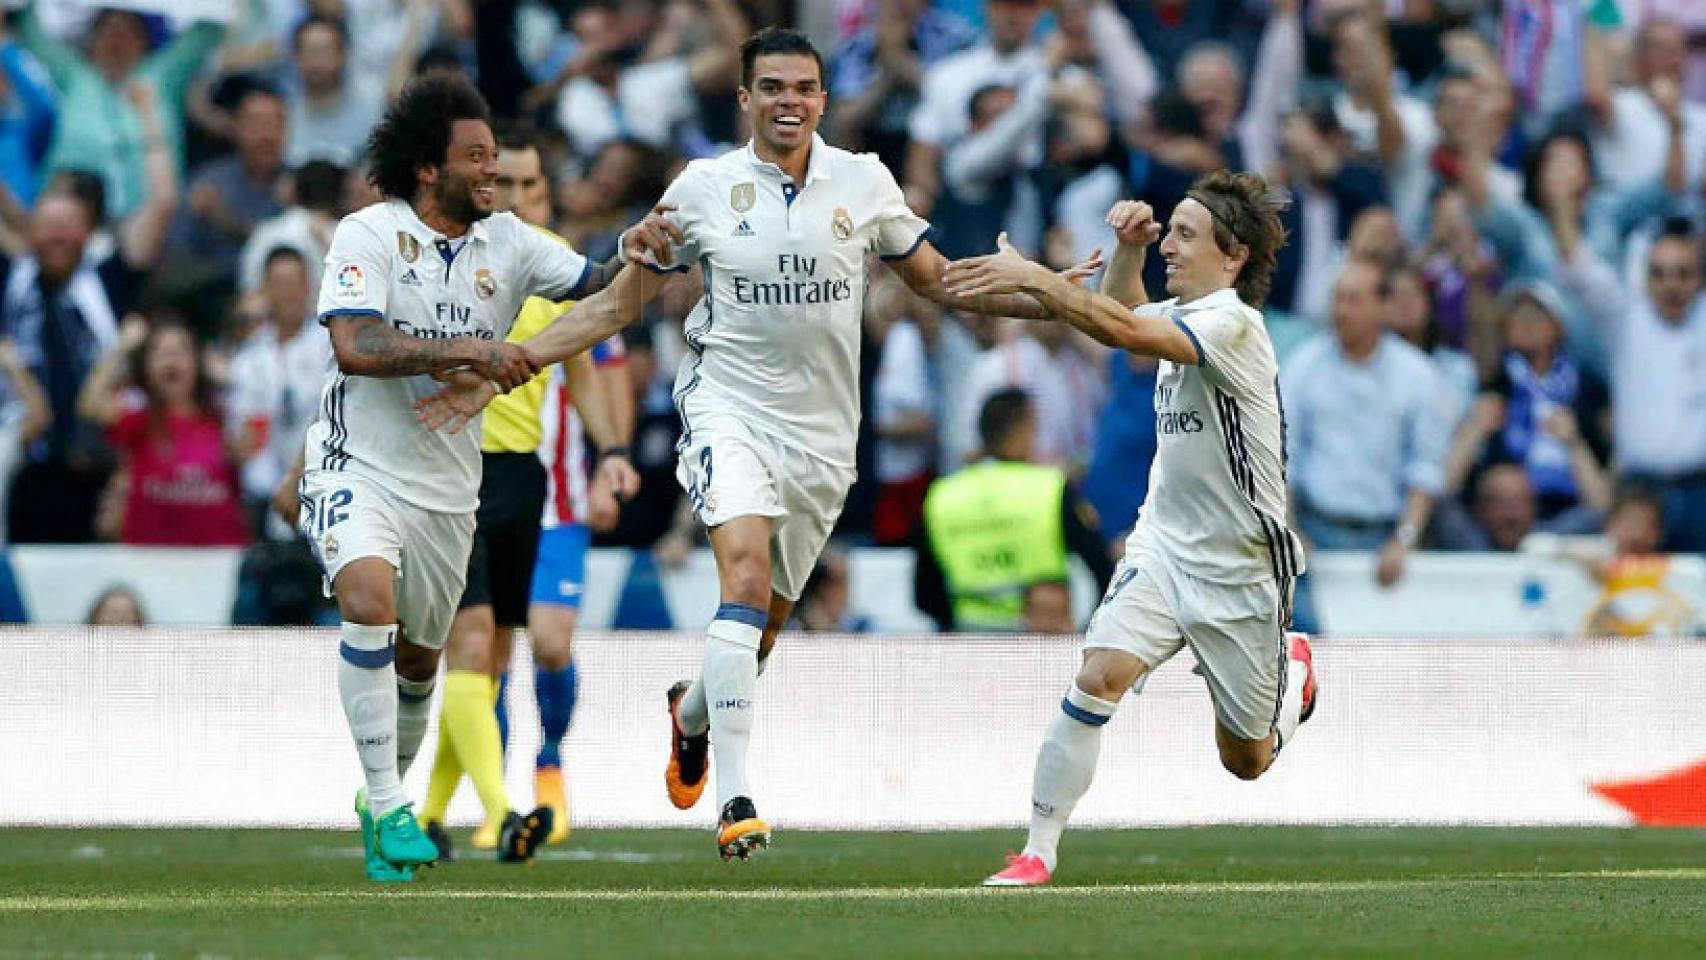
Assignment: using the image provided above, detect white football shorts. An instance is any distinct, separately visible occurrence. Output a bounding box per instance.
[1085,541,1291,742]
[299,469,476,650]
[675,409,854,602]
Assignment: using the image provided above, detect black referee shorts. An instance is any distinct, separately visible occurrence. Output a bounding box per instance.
[459,451,547,627]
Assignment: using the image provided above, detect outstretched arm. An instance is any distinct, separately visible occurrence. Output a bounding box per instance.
[890,239,1098,320]
[520,263,667,366]
[944,234,1196,363]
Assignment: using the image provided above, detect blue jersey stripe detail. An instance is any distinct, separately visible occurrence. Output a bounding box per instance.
[879,226,936,262]
[713,602,769,630]
[1060,697,1110,727]
[339,641,394,668]
[1173,318,1208,367]
[318,307,384,326]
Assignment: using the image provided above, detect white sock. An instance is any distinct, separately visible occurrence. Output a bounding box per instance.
[338,622,404,815]
[679,677,709,736]
[1022,685,1119,873]
[395,675,436,777]
[1273,658,1310,754]
[703,603,765,809]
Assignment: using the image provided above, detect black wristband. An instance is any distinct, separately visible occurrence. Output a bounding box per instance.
[600,445,631,460]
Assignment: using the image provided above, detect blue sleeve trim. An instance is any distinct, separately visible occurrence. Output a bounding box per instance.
[713,602,769,630]
[642,260,692,275]
[339,641,394,669]
[1061,697,1111,727]
[1173,318,1208,368]
[318,308,384,326]
[565,256,593,300]
[879,226,936,262]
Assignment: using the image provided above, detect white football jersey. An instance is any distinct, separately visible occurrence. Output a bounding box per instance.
[1127,287,1306,586]
[649,135,930,468]
[307,199,591,513]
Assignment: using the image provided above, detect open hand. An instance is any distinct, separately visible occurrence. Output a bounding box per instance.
[414,372,498,435]
[942,233,1046,299]
[1060,247,1105,286]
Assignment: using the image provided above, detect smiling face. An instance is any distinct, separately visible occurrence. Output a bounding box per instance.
[424,119,499,227]
[738,53,826,159]
[143,326,199,408]
[1157,199,1243,304]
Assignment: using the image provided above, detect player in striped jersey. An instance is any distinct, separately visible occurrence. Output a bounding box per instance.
[419,128,637,859]
[943,171,1319,887]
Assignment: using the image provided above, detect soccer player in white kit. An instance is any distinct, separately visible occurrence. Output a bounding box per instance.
[943,171,1319,887]
[646,28,1103,860]
[299,73,675,882]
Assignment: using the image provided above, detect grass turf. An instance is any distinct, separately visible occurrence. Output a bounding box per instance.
[1,827,1703,958]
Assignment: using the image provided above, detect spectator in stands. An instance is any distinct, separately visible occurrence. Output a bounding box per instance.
[1574,486,1689,637]
[1384,263,1476,432]
[1046,0,1157,130]
[226,248,329,536]
[0,20,56,211]
[1433,461,1542,552]
[0,183,169,544]
[77,317,248,547]
[556,138,671,264]
[1557,218,1706,551]
[237,159,345,297]
[1267,100,1387,323]
[1418,188,1501,371]
[1441,283,1612,531]
[914,389,1111,632]
[1118,0,1253,84]
[284,15,384,168]
[548,0,747,161]
[1176,0,1301,178]
[868,274,939,546]
[16,7,222,221]
[904,0,1049,221]
[168,81,288,294]
[1594,17,1706,194]
[86,583,144,626]
[933,79,1044,257]
[1327,9,1434,240]
[1283,258,1449,586]
[1081,352,1158,553]
[828,0,979,173]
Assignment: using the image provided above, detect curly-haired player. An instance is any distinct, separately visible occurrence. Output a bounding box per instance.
[300,72,674,882]
[944,171,1318,887]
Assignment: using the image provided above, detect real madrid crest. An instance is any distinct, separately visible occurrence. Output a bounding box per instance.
[730,182,756,213]
[832,207,853,243]
[396,231,420,263]
[474,268,497,299]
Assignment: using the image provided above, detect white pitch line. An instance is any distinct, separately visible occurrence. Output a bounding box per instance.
[3,869,1703,913]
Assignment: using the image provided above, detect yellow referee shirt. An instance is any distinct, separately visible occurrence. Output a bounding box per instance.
[481,294,564,454]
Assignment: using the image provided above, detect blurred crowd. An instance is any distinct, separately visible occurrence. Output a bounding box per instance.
[0,0,1700,626]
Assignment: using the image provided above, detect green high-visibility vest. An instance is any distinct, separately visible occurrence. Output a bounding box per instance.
[923,460,1069,630]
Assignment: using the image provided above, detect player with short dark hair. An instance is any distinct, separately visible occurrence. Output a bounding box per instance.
[945,170,1317,887]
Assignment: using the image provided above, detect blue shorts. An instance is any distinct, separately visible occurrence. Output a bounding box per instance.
[530,524,590,609]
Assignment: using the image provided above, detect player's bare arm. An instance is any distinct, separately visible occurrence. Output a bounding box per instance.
[579,204,686,293]
[943,233,1199,364]
[563,350,641,503]
[1099,200,1163,308]
[328,312,540,389]
[889,240,1058,320]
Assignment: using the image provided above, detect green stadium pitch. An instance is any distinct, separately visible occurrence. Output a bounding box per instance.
[2,827,1704,957]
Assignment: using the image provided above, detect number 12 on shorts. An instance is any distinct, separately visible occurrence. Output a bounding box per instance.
[309,488,353,535]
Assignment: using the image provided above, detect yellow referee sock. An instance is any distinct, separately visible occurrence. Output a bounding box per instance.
[420,720,462,825]
[442,670,509,825]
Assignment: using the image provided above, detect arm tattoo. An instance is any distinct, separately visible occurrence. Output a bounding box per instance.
[579,257,620,297]
[340,315,473,377]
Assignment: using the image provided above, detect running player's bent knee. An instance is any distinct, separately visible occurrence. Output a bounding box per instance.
[1074,652,1143,703]
[722,557,772,609]
[1218,745,1272,781]
[394,639,441,683]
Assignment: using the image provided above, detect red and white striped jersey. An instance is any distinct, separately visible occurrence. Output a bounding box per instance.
[537,336,626,529]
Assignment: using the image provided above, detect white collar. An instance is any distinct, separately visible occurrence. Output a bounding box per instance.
[742,134,832,186]
[393,198,490,244]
